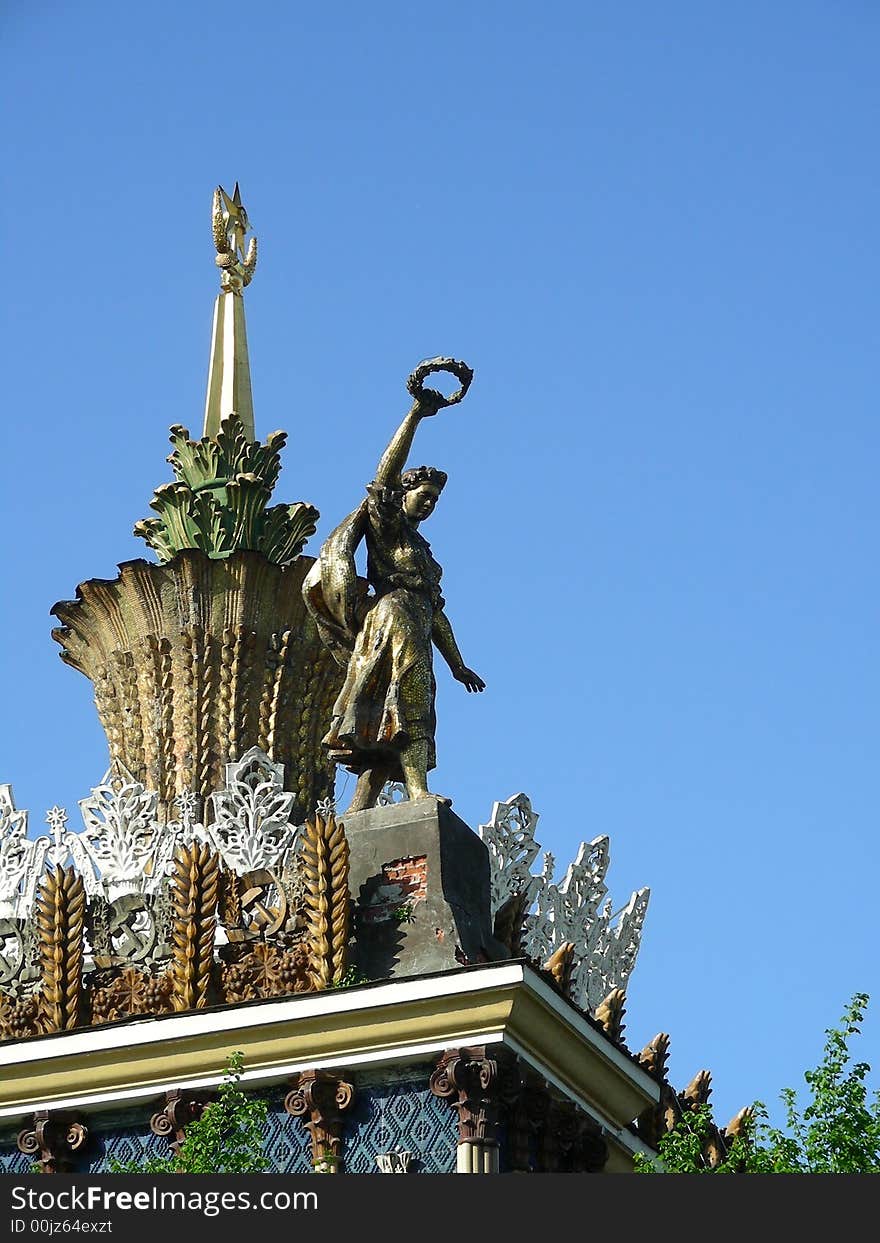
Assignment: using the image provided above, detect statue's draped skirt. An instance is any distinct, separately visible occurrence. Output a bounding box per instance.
[324,587,437,775]
[305,487,444,778]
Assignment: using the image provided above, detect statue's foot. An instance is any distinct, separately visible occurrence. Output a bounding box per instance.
[412,791,452,807]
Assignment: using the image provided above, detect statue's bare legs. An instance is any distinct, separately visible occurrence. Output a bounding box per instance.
[400,740,431,802]
[401,741,451,806]
[345,741,450,813]
[347,766,389,813]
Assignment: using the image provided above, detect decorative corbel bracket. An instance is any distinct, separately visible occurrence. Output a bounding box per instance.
[149,1088,210,1154]
[429,1045,521,1172]
[284,1070,355,1173]
[16,1110,89,1173]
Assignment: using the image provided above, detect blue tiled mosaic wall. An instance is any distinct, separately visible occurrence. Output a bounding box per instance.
[262,1085,312,1173]
[344,1067,457,1173]
[0,1105,169,1175]
[0,1137,33,1176]
[85,1105,169,1172]
[0,1063,457,1175]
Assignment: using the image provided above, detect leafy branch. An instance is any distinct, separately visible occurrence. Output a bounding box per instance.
[109,1052,269,1174]
[636,993,880,1173]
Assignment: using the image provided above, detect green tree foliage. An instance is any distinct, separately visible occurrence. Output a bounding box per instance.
[110,1051,269,1174]
[635,993,880,1173]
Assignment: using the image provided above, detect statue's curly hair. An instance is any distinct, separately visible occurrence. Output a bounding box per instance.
[401,465,447,492]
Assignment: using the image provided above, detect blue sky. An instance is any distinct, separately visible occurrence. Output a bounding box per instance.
[2,2,878,1132]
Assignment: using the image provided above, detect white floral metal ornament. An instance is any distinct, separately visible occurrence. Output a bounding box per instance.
[77,768,171,901]
[478,792,542,914]
[0,786,47,919]
[207,746,300,874]
[481,792,650,1016]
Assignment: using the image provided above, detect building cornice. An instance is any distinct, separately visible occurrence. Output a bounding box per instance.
[0,963,658,1145]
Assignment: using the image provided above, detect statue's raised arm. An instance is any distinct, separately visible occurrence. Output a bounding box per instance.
[303,357,482,813]
[374,358,474,488]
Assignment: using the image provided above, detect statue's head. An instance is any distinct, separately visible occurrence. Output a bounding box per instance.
[401,466,447,523]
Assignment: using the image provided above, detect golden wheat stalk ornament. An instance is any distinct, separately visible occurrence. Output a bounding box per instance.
[169,842,220,1011]
[301,812,351,989]
[35,866,85,1034]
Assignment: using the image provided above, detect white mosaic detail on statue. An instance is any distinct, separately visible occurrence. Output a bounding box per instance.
[375,1150,412,1173]
[206,746,300,874]
[315,795,336,819]
[480,792,650,1015]
[376,781,408,807]
[527,837,610,960]
[525,837,622,1013]
[77,767,175,902]
[0,786,48,919]
[478,792,542,914]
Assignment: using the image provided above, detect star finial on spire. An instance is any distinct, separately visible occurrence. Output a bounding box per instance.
[212,182,258,292]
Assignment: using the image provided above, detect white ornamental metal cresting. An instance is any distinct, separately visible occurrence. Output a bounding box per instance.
[0,744,306,921]
[478,793,650,1015]
[76,769,176,901]
[376,781,409,808]
[0,785,45,919]
[1,773,175,918]
[205,746,302,874]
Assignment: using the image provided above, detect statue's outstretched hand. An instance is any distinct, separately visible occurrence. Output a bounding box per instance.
[407,357,474,418]
[412,388,446,419]
[454,666,486,693]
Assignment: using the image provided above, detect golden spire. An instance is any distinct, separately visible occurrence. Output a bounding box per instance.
[203,183,258,441]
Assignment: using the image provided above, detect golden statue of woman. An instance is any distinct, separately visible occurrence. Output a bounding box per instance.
[304,358,485,812]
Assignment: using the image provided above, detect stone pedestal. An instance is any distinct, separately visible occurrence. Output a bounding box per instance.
[342,798,508,980]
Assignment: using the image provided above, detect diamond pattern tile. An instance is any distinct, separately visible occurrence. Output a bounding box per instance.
[344,1067,457,1174]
